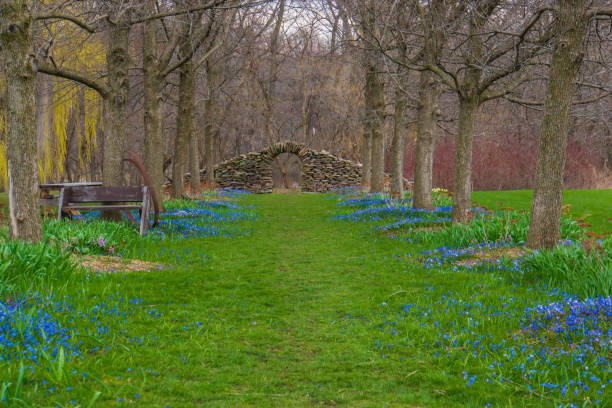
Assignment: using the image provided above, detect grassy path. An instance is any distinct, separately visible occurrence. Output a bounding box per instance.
[120,194,442,407]
[179,194,416,406]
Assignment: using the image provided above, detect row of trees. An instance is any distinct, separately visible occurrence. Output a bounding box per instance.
[350,0,610,248]
[0,0,610,249]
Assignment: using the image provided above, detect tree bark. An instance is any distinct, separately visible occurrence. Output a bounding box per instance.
[451,97,479,223]
[412,0,444,210]
[390,86,405,199]
[361,130,372,189]
[102,24,130,220]
[104,25,129,187]
[413,71,440,210]
[189,122,201,194]
[204,59,218,187]
[369,65,386,193]
[413,70,440,209]
[172,27,195,198]
[143,11,165,205]
[0,2,43,242]
[450,12,485,224]
[360,69,372,189]
[360,2,386,193]
[526,0,590,249]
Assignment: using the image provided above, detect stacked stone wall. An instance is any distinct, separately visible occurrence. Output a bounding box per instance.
[200,142,362,193]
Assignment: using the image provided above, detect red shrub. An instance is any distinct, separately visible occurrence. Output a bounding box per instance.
[402,133,611,191]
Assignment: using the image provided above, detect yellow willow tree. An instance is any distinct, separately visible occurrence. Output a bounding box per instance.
[37,5,131,221]
[39,24,105,181]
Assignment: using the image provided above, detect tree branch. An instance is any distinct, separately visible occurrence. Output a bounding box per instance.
[127,0,247,25]
[588,6,612,17]
[35,13,97,33]
[428,64,459,93]
[160,18,215,78]
[504,91,611,106]
[38,60,109,98]
[481,72,528,102]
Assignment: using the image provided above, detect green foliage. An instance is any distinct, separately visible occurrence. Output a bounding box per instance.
[518,237,612,297]
[44,219,139,255]
[0,240,75,297]
[432,190,453,207]
[0,191,608,406]
[412,210,583,248]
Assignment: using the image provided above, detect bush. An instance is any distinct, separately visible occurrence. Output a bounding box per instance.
[44,219,139,255]
[411,211,583,248]
[0,240,75,297]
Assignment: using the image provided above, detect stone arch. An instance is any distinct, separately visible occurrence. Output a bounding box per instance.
[209,142,362,193]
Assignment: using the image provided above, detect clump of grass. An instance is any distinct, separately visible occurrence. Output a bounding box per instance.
[518,237,612,297]
[411,211,582,248]
[44,219,139,255]
[0,240,75,297]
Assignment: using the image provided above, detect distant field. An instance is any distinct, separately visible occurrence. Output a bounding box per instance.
[472,189,612,234]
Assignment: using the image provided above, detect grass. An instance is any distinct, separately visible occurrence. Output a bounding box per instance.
[472,189,612,234]
[0,190,610,406]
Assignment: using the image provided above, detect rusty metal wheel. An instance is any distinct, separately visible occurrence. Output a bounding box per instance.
[123,151,161,227]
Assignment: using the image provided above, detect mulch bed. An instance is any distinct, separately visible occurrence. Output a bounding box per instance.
[75,255,166,273]
[455,247,525,267]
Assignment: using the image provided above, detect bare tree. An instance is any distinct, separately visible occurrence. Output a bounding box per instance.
[427,1,554,223]
[357,0,386,192]
[0,0,43,241]
[527,0,612,249]
[411,0,453,209]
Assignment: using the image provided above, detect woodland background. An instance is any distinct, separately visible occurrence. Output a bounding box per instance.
[0,0,610,193]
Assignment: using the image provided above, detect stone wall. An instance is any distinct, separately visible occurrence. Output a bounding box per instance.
[200,142,362,193]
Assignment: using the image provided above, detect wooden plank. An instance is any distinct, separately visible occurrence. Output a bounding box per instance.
[57,188,67,220]
[140,187,150,235]
[64,205,142,210]
[40,182,103,189]
[65,186,144,203]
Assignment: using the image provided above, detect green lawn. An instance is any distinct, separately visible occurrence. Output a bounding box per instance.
[472,189,612,234]
[1,190,610,407]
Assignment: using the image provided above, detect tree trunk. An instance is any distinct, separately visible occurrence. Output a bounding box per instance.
[413,70,440,209]
[103,24,130,220]
[410,0,445,209]
[104,25,129,187]
[204,60,218,187]
[360,2,386,194]
[451,15,484,224]
[390,86,405,199]
[361,131,372,189]
[451,97,479,223]
[526,0,589,249]
[143,15,165,205]
[369,66,386,194]
[189,127,201,195]
[172,29,195,198]
[0,3,43,242]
